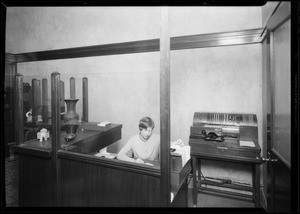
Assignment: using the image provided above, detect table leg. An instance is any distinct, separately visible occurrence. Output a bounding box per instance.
[254,164,261,207]
[198,159,201,190]
[192,156,198,207]
[252,164,261,207]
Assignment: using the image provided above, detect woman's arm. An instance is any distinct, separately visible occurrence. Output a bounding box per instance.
[117,139,137,163]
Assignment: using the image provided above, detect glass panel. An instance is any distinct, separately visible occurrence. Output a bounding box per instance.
[22,74,53,150]
[272,19,291,166]
[16,53,160,168]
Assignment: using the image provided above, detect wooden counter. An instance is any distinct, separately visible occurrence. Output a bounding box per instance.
[58,150,161,206]
[13,124,122,206]
[58,149,190,207]
[14,122,190,207]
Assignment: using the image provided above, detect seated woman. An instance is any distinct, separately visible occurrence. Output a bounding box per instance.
[117,116,183,164]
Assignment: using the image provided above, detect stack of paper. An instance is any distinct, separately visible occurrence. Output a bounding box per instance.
[239,140,255,147]
[97,121,111,127]
[94,147,116,159]
[170,145,191,166]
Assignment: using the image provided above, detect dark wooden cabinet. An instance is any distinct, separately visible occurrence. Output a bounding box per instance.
[4,59,17,157]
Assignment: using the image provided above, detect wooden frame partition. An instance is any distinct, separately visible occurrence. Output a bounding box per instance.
[13,71,123,206]
[14,28,264,63]
[265,2,292,212]
[51,72,61,206]
[42,78,48,122]
[15,74,24,146]
[160,7,171,206]
[57,151,161,207]
[4,55,17,157]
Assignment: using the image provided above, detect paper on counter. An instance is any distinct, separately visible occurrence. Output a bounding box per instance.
[170,145,191,166]
[94,147,116,159]
[97,121,111,127]
[94,152,104,157]
[239,140,255,147]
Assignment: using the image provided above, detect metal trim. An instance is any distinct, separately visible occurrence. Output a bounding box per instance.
[14,28,265,63]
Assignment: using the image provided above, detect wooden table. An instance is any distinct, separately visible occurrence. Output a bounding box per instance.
[190,138,262,207]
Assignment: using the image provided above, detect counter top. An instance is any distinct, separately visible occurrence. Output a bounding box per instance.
[13,123,122,158]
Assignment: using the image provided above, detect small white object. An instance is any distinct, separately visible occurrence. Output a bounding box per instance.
[94,147,116,159]
[106,155,115,159]
[26,110,32,122]
[171,143,191,166]
[97,121,111,127]
[99,147,107,155]
[25,109,32,118]
[170,192,174,202]
[27,115,32,122]
[240,140,255,147]
[37,128,49,142]
[94,147,108,157]
[171,139,184,147]
[37,115,43,122]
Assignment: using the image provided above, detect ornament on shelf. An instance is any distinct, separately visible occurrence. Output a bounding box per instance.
[37,128,49,142]
[26,109,32,122]
[63,99,80,142]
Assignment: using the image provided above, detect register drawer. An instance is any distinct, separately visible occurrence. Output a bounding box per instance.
[190,139,261,163]
[171,159,191,186]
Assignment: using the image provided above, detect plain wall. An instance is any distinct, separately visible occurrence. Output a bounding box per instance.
[6,6,263,184]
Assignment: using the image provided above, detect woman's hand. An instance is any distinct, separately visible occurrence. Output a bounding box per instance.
[135,158,145,164]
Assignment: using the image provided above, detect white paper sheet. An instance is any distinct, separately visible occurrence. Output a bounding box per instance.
[94,147,116,159]
[239,140,255,147]
[170,145,191,166]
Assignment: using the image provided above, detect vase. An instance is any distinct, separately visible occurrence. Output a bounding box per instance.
[63,99,79,141]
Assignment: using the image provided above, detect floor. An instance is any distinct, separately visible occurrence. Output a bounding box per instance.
[186,175,255,208]
[5,157,255,208]
[4,157,18,207]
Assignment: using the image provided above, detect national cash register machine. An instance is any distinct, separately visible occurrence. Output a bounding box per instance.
[189,112,262,207]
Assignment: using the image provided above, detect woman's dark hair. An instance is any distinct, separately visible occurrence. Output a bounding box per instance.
[138,117,155,131]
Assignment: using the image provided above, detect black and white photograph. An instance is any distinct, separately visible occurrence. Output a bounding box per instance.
[1,1,298,212]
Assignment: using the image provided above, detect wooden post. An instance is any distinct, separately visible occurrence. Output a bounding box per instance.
[36,80,41,121]
[60,81,65,113]
[42,78,48,122]
[51,72,61,206]
[160,6,171,207]
[31,79,38,122]
[82,77,88,122]
[15,73,24,145]
[70,77,75,99]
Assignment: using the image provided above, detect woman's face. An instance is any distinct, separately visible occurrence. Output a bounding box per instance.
[140,127,153,141]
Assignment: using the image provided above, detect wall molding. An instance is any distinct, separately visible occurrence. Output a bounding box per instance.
[5,53,17,63]
[14,28,264,63]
